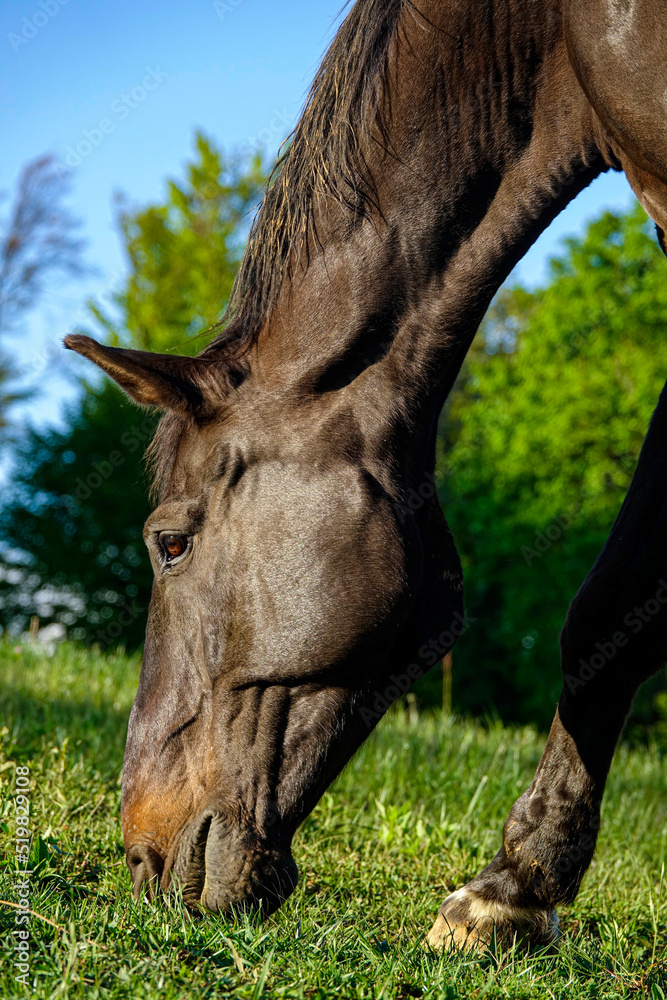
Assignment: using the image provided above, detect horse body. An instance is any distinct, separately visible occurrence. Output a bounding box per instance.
[66,0,667,948]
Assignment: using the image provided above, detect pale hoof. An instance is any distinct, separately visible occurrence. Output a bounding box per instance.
[426,886,560,953]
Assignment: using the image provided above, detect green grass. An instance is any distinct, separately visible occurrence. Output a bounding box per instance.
[1,639,666,999]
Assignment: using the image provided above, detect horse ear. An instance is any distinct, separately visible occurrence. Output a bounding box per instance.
[64,335,223,416]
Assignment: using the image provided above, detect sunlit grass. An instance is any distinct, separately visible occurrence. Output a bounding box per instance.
[1,639,666,998]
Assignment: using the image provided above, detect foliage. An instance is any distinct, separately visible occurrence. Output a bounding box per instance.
[0,640,666,998]
[90,132,265,354]
[0,383,156,648]
[0,135,265,645]
[427,204,667,729]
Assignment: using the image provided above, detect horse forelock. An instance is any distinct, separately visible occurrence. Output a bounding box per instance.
[146,411,187,503]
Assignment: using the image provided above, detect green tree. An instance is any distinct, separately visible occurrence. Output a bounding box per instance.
[0,134,266,646]
[91,132,264,353]
[0,385,157,645]
[430,203,667,728]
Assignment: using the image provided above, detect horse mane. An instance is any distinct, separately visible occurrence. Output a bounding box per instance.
[205,0,406,359]
[148,0,406,499]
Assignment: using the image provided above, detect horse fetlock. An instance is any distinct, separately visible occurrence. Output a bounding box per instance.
[500,777,601,908]
[426,805,595,953]
[426,885,560,953]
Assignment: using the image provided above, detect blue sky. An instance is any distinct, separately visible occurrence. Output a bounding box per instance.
[2,0,636,431]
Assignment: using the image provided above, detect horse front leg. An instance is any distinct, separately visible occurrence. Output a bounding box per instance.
[428,378,667,952]
[427,705,615,951]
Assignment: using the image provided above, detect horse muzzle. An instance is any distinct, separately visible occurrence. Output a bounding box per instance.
[127,810,299,916]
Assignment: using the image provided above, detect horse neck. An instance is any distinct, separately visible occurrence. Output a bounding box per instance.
[255,0,611,415]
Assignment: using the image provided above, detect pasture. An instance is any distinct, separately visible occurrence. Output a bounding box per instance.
[1,638,666,999]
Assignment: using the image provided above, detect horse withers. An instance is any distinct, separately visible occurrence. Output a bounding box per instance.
[66,0,667,949]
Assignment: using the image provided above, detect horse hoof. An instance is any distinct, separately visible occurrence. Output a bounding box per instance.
[426,886,560,953]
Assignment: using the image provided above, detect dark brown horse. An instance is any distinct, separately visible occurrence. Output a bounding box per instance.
[65,0,667,951]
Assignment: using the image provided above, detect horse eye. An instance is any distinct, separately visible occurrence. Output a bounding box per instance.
[160,534,188,562]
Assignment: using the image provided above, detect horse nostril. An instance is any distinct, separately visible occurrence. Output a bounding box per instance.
[126,845,164,901]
